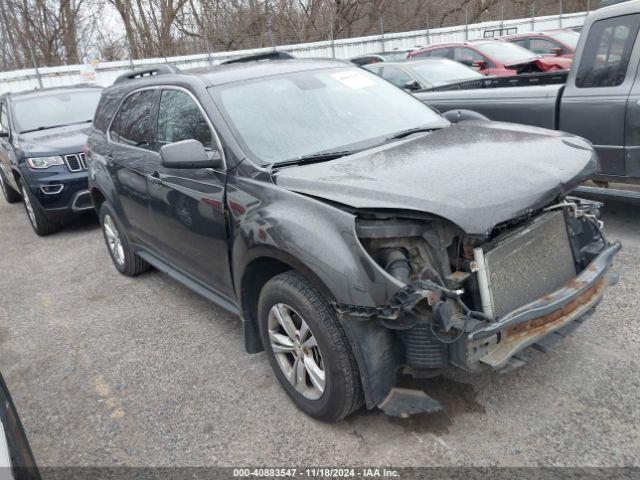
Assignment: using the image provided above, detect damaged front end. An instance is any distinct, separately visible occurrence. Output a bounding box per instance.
[334,197,620,417]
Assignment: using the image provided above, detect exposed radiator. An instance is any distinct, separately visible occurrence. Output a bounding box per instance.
[473,211,576,320]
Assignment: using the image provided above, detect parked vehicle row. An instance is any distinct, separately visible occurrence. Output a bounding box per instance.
[350,28,578,76]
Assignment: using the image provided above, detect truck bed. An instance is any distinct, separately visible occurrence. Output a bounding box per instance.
[415,82,565,131]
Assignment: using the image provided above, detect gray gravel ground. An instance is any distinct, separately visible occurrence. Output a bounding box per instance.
[0,193,639,468]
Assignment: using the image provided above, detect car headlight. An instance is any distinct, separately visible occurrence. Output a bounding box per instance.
[26,156,64,169]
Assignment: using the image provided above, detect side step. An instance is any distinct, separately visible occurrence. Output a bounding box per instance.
[574,185,640,201]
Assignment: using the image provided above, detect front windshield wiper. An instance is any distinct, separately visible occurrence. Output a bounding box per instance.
[271,149,360,170]
[20,119,92,134]
[387,126,440,140]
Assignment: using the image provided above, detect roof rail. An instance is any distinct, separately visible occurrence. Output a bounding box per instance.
[220,51,294,65]
[114,64,181,84]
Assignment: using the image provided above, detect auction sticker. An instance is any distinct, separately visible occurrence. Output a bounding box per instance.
[330,71,376,89]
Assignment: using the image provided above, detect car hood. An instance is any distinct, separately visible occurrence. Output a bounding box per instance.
[15,122,91,156]
[274,121,598,235]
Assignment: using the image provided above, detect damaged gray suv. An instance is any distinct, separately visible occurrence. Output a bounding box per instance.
[87,56,620,421]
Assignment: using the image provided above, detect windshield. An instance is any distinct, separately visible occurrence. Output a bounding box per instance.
[13,89,102,133]
[410,59,483,86]
[209,67,448,165]
[548,30,580,49]
[474,41,538,63]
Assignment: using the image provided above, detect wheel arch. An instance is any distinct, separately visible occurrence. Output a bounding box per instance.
[237,247,336,354]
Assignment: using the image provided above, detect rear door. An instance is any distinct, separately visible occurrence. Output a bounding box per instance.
[107,89,159,244]
[560,13,640,177]
[145,88,234,299]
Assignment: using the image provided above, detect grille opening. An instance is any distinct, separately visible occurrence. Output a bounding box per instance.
[64,153,87,172]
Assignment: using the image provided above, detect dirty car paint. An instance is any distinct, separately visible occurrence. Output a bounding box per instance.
[275,121,598,235]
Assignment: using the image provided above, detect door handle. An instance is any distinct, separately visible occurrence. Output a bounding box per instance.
[148,172,162,185]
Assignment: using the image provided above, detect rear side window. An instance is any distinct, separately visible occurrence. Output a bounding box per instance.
[529,38,561,55]
[109,90,157,149]
[576,14,640,88]
[156,90,213,150]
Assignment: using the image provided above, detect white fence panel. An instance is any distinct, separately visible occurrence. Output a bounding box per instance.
[0,11,587,95]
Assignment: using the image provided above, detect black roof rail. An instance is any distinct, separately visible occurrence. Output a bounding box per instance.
[220,51,294,65]
[114,64,181,84]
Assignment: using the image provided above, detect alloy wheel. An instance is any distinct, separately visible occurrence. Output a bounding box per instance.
[103,214,125,266]
[267,303,326,400]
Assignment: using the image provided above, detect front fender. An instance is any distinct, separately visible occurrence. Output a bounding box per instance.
[228,176,401,308]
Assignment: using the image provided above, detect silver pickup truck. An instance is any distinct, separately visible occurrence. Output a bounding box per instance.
[416,0,640,197]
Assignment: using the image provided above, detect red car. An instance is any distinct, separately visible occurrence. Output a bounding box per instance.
[501,29,580,58]
[408,40,571,76]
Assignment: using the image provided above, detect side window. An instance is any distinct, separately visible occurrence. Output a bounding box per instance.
[511,39,530,50]
[428,47,454,59]
[453,47,484,66]
[576,14,640,88]
[0,104,8,134]
[156,90,213,150]
[379,66,414,88]
[109,90,157,149]
[529,38,561,55]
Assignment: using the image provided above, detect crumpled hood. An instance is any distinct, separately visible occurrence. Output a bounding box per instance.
[15,122,91,156]
[275,121,598,235]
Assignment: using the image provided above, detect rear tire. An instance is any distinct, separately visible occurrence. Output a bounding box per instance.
[19,181,60,236]
[99,202,150,276]
[0,171,20,204]
[258,271,364,421]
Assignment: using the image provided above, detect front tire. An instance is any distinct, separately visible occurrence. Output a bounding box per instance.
[99,202,150,276]
[258,271,363,421]
[0,171,21,204]
[19,181,60,236]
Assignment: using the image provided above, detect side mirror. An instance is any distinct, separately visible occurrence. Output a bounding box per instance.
[403,80,422,91]
[550,47,563,56]
[472,60,487,70]
[160,139,223,169]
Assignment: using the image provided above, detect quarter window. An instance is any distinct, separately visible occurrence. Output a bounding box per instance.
[110,90,157,149]
[156,90,213,150]
[576,14,640,88]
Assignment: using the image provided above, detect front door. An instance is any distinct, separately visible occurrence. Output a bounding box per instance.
[145,88,234,300]
[560,13,640,177]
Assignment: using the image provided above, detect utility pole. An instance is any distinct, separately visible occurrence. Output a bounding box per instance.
[426,13,430,45]
[379,16,385,53]
[531,2,536,31]
[465,8,469,41]
[559,0,563,28]
[27,40,42,88]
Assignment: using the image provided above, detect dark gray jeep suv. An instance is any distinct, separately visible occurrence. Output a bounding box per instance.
[87,57,620,421]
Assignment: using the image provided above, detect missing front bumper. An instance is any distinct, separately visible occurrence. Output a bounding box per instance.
[470,241,621,369]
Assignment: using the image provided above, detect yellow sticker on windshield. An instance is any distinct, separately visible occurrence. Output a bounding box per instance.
[330,71,376,89]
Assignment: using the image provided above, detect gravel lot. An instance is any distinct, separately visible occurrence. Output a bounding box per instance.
[0,193,639,468]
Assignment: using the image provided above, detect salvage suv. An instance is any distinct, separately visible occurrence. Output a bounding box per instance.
[87,57,620,421]
[0,85,102,235]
